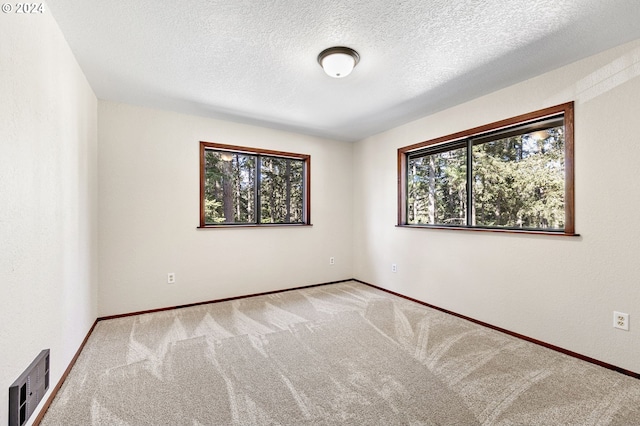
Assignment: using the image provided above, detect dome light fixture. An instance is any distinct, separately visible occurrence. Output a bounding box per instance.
[317,46,360,78]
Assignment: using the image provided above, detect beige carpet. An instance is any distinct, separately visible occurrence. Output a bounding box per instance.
[41,281,640,425]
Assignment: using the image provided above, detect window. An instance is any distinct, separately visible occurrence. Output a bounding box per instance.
[199,142,310,227]
[398,102,575,235]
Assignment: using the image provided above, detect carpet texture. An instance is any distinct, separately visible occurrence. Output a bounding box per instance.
[41,281,640,425]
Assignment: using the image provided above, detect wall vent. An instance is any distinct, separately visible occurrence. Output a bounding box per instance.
[9,349,50,426]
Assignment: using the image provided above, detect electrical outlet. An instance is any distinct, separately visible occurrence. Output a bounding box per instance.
[329,257,335,265]
[391,263,397,273]
[167,273,176,284]
[613,311,629,331]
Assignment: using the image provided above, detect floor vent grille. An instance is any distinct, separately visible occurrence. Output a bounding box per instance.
[9,349,50,426]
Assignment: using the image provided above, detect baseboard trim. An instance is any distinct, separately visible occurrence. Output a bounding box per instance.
[98,279,353,321]
[33,318,99,425]
[354,279,640,380]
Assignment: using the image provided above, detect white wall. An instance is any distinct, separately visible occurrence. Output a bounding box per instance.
[98,102,353,316]
[353,39,640,374]
[0,8,98,424]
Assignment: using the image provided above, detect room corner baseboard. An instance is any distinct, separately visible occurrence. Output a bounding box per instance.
[32,319,99,426]
[353,279,640,380]
[98,278,354,321]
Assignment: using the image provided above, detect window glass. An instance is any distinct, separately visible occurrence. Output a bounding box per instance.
[259,157,304,224]
[472,125,564,229]
[204,151,256,224]
[407,146,467,225]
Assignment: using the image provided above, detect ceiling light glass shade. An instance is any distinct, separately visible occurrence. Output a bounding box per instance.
[318,47,360,78]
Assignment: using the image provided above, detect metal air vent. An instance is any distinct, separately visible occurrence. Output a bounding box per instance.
[9,349,50,426]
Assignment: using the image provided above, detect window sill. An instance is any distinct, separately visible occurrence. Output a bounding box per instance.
[197,223,313,229]
[396,224,580,237]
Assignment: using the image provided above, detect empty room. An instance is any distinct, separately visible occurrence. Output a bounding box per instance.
[2,0,640,424]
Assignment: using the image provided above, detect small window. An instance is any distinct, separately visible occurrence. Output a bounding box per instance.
[398,102,575,235]
[199,142,310,227]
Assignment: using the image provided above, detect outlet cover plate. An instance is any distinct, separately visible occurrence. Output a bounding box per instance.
[613,311,629,331]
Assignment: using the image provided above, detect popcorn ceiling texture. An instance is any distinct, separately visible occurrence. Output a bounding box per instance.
[47,0,640,141]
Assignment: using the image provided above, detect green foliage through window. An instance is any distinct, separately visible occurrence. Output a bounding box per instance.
[200,143,309,226]
[408,145,467,225]
[400,103,574,234]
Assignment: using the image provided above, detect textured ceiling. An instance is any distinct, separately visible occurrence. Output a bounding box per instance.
[48,0,640,142]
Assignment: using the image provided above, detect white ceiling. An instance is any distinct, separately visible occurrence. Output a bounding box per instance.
[48,0,640,142]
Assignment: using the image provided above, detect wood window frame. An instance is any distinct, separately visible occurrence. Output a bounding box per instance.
[199,141,311,228]
[397,102,576,236]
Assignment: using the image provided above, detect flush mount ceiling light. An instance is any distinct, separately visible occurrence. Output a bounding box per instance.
[317,46,360,78]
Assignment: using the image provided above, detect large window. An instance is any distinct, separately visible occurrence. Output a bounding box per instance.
[199,142,310,227]
[398,102,575,235]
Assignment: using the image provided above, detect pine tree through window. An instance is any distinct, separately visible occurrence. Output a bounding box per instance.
[398,102,575,235]
[199,142,310,227]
